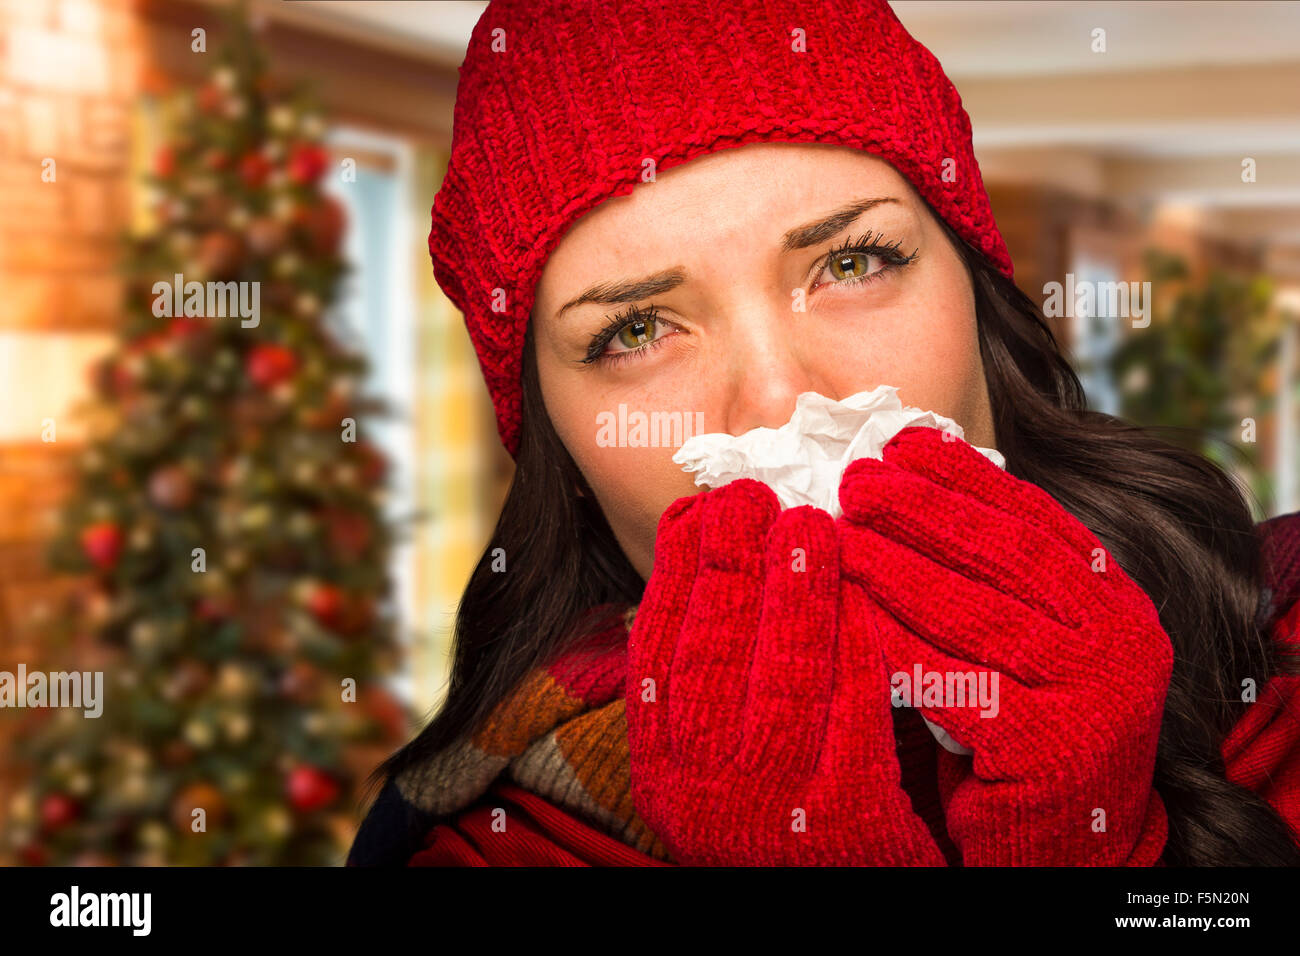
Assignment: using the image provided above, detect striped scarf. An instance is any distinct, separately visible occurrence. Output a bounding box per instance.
[389,602,673,861]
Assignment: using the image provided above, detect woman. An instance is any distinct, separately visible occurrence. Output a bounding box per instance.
[347,0,1300,866]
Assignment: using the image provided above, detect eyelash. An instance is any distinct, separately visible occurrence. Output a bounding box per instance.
[581,232,919,366]
[582,304,670,367]
[820,231,920,290]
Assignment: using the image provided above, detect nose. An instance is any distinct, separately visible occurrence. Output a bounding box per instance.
[719,301,829,436]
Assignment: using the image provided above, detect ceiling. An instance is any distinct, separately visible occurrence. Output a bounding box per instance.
[254,0,1300,250]
[283,1,1300,77]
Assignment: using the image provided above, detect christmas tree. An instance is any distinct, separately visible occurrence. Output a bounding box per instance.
[3,8,407,865]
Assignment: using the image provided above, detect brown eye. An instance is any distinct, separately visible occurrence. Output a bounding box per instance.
[828,252,884,282]
[616,315,656,349]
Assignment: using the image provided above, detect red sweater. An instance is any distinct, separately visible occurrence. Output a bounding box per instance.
[407,519,1300,866]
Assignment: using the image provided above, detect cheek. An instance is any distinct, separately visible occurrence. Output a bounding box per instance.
[574,442,700,573]
[546,381,706,568]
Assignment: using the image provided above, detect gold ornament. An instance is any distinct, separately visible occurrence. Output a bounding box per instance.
[301,711,328,735]
[138,821,169,849]
[272,251,300,276]
[288,511,314,538]
[169,230,197,257]
[268,105,295,133]
[197,568,230,594]
[119,774,149,805]
[215,662,253,699]
[220,710,251,743]
[272,196,297,223]
[186,173,219,198]
[240,503,273,531]
[183,718,214,749]
[295,293,320,317]
[124,745,150,771]
[181,395,207,420]
[8,791,34,824]
[263,806,291,839]
[129,620,160,650]
[271,381,295,405]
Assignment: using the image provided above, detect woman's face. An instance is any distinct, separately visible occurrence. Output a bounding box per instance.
[531,142,996,582]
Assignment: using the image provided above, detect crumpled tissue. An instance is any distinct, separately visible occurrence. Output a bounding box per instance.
[671,384,1006,756]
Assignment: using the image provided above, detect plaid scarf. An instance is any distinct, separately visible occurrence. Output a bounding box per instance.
[348,512,1300,866]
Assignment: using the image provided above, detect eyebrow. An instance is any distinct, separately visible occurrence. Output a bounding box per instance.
[553,196,902,320]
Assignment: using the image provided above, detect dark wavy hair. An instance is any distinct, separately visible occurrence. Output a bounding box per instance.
[368,205,1300,866]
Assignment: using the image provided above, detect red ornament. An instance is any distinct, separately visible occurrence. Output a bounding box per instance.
[341,594,376,637]
[80,521,123,571]
[195,594,233,622]
[39,793,79,832]
[287,142,329,185]
[355,441,387,485]
[166,317,208,358]
[238,151,272,189]
[325,508,372,562]
[153,146,175,178]
[278,659,322,703]
[245,344,298,389]
[167,316,206,341]
[203,148,230,172]
[18,843,49,866]
[304,582,345,630]
[286,766,340,813]
[148,465,195,510]
[197,231,243,278]
[126,330,165,355]
[197,82,224,114]
[293,197,346,256]
[110,362,135,396]
[363,685,407,740]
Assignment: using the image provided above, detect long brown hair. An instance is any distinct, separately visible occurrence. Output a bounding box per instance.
[370,210,1300,865]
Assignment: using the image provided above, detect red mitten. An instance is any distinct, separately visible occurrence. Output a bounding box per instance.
[836,426,1173,866]
[625,478,947,866]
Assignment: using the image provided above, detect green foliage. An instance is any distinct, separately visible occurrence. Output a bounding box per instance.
[1109,247,1287,517]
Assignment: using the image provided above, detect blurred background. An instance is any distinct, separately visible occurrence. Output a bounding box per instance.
[0,0,1295,864]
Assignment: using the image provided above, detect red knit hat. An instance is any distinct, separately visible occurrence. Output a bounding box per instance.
[430,0,1015,459]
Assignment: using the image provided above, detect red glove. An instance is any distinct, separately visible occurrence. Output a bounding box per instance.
[836,426,1173,866]
[625,478,947,866]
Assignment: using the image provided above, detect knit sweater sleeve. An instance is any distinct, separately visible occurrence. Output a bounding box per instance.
[408,782,674,866]
[1217,511,1300,851]
[1220,596,1300,846]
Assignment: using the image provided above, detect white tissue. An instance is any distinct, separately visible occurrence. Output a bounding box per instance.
[671,384,1005,756]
